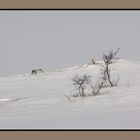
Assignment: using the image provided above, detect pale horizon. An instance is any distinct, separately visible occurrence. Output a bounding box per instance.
[0,11,140,76]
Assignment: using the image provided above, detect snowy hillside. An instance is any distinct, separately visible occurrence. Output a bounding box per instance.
[0,59,140,129]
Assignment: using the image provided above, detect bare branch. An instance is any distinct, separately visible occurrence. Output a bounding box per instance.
[113,48,120,58]
[72,74,91,97]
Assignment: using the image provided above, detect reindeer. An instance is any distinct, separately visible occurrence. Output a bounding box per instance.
[31,69,44,75]
[31,70,37,75]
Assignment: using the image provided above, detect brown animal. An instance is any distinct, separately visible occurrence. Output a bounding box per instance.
[31,69,44,75]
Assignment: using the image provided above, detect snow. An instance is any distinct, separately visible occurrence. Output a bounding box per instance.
[0,59,140,129]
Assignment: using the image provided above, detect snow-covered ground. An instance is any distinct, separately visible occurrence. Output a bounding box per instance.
[0,59,140,129]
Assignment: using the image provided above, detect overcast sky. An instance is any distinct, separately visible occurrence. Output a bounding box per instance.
[0,11,140,77]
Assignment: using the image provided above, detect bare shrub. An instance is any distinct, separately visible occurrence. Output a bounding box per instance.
[103,48,120,64]
[89,69,107,96]
[88,48,120,96]
[72,74,91,97]
[102,48,120,87]
[71,48,120,98]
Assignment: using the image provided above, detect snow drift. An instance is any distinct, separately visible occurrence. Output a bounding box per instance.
[0,59,140,129]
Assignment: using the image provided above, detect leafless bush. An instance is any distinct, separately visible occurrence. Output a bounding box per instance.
[72,73,106,97]
[89,70,107,96]
[72,48,120,98]
[72,74,91,97]
[103,48,120,64]
[102,48,120,87]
